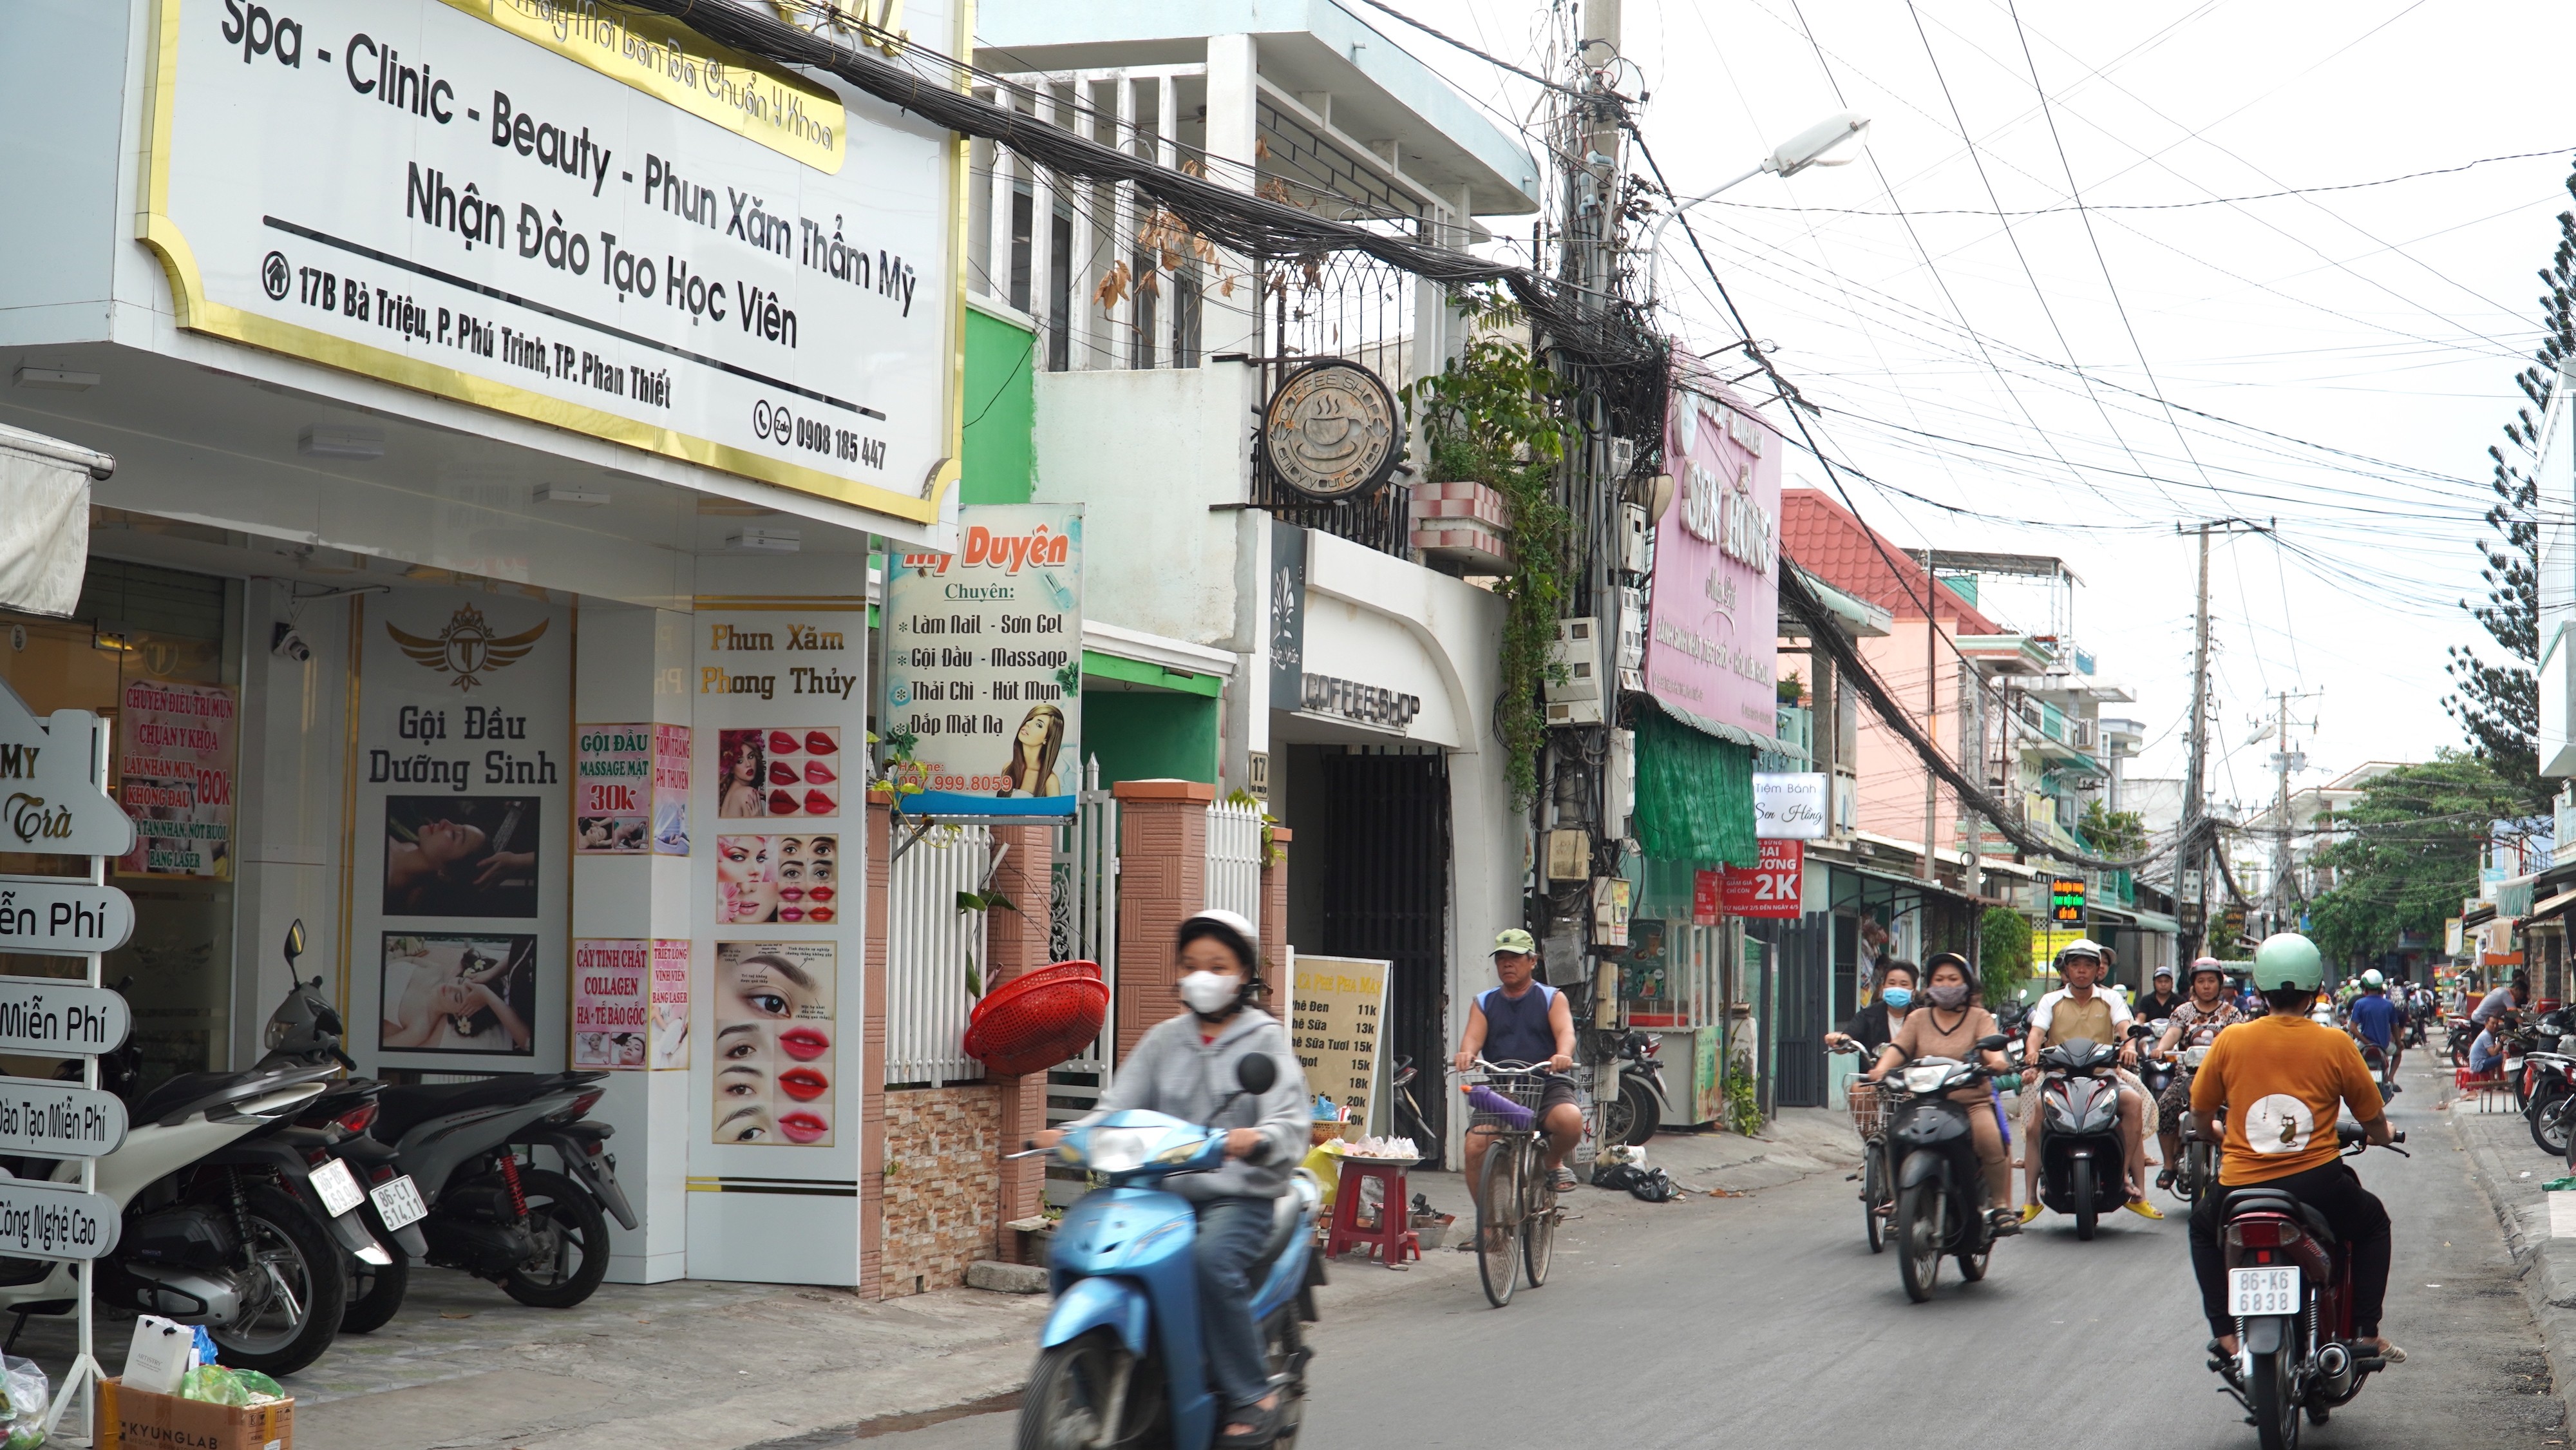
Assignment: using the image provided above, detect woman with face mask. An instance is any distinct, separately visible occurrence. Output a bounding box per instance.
[1864,955,2020,1235]
[1027,910,1309,1446]
[1826,962,1917,1140]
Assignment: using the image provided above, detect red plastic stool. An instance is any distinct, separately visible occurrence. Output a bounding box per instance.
[1324,1159,1419,1269]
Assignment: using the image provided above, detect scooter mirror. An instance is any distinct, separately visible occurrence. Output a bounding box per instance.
[283,919,307,965]
[1975,1033,2009,1052]
[1235,1053,1278,1098]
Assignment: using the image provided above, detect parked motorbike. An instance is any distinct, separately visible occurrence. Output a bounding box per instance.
[1596,1031,1667,1148]
[2526,1053,2576,1159]
[2032,1029,2145,1239]
[1016,1054,1325,1449]
[258,921,636,1322]
[1882,1033,2014,1302]
[2216,1122,2408,1449]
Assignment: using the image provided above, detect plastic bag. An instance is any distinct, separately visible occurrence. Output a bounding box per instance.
[0,1354,44,1450]
[178,1365,249,1407]
[232,1370,285,1405]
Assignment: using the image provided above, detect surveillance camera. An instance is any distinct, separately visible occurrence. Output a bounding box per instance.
[270,622,312,663]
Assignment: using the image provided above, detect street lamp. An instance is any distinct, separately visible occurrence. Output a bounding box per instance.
[1647,110,1870,302]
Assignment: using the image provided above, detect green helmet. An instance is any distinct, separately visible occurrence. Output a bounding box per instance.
[2250,933,2324,993]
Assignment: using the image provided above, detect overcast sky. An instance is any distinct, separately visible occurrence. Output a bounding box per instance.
[1359,0,2573,816]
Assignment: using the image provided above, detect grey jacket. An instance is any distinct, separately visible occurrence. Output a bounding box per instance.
[1071,1008,1311,1201]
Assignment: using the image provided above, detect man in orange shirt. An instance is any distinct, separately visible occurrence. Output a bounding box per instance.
[2187,933,2401,1366]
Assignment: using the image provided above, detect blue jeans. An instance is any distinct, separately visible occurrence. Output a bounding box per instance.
[1193,1196,1274,1411]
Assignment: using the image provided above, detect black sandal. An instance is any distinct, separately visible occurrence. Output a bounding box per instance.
[1218,1393,1283,1445]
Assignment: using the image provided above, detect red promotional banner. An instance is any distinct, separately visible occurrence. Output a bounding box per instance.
[1720,839,1804,919]
[1692,868,1723,927]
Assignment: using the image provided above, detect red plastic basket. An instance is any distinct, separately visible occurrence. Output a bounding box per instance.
[981,959,1102,1007]
[965,976,1109,1076]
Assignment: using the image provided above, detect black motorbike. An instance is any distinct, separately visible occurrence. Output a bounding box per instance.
[2033,1029,2146,1239]
[2136,1019,2177,1105]
[1883,1034,2014,1302]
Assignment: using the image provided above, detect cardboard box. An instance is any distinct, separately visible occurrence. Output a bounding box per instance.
[100,1377,292,1450]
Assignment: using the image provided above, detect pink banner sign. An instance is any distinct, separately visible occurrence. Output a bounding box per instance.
[1645,386,1781,742]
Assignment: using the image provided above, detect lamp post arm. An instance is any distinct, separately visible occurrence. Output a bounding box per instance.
[1646,160,1768,305]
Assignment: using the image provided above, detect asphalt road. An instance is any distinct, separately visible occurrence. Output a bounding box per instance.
[812,1051,2566,1449]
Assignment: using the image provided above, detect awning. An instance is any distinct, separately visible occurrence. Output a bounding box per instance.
[1650,694,1793,758]
[0,422,114,618]
[2529,888,2576,922]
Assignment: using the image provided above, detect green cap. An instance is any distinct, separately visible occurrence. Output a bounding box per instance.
[2251,933,2324,993]
[1490,928,1539,958]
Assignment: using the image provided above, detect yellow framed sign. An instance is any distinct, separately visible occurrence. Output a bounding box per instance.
[137,0,964,520]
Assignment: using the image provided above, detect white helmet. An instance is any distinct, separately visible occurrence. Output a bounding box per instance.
[2359,969,2385,990]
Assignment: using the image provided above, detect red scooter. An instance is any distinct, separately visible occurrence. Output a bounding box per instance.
[2215,1123,2406,1449]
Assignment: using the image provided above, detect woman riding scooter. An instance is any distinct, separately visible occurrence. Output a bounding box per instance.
[2153,958,2246,1194]
[1031,910,1309,1445]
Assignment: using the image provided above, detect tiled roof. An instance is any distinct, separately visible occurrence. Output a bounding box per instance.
[1781,489,2004,634]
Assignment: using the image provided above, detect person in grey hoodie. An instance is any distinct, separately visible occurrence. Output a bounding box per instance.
[1032,909,1309,1445]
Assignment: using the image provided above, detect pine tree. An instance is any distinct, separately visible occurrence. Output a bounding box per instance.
[2444,173,2576,814]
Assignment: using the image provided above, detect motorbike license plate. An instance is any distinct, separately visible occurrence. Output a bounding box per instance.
[310,1156,365,1217]
[2229,1266,2300,1316]
[370,1174,428,1230]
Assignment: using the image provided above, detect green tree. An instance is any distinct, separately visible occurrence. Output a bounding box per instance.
[2443,168,2576,815]
[2077,800,2148,859]
[1979,906,2032,1007]
[2304,753,2529,968]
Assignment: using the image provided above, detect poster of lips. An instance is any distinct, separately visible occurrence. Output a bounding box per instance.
[711,940,836,1147]
[714,727,841,818]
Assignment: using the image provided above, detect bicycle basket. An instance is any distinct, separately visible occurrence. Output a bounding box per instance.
[1464,1073,1547,1131]
[1846,1079,1890,1138]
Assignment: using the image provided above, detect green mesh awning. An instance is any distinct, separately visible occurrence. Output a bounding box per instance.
[1634,705,1757,869]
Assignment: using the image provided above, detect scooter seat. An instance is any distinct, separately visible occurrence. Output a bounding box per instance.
[375,1073,582,1142]
[1249,1174,1320,1279]
[2223,1188,2335,1244]
[131,1062,339,1126]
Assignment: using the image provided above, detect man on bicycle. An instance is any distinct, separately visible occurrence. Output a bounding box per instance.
[2152,958,2245,1191]
[2347,969,2405,1091]
[1454,929,1584,1200]
[2188,933,2402,1370]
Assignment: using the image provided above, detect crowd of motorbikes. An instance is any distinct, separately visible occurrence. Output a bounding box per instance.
[8,922,632,1378]
[1843,989,2411,1450]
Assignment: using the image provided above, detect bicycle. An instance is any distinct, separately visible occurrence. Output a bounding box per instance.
[1454,1059,1564,1309]
[1832,1040,1893,1253]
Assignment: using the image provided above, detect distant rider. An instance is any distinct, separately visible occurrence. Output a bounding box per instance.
[2346,969,2405,1089]
[2188,933,2403,1370]
[2135,966,2183,1024]
[2152,959,2246,1191]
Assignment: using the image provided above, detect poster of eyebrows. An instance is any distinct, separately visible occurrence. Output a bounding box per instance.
[355,586,571,1074]
[711,941,836,1146]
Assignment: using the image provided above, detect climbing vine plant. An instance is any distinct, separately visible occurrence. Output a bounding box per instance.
[1401,288,1568,808]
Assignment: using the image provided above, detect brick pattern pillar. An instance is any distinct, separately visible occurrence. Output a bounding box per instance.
[1112,779,1215,1059]
[984,823,1055,1249]
[859,790,895,1297]
[1258,826,1291,994]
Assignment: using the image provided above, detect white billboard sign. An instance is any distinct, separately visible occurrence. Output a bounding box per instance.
[141,0,958,519]
[1754,771,1829,840]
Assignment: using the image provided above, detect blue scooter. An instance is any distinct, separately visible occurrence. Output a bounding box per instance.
[1017,1054,1325,1449]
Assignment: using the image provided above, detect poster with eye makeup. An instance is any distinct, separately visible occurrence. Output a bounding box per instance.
[688,604,866,1281]
[714,834,842,926]
[710,940,837,1147]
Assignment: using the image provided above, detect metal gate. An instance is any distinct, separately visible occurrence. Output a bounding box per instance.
[1316,752,1450,1162]
[1767,911,1833,1109]
[1045,771,1118,1138]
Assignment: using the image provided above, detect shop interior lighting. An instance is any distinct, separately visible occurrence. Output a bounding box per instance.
[729,527,802,553]
[298,426,385,460]
[13,365,99,391]
[535,482,612,506]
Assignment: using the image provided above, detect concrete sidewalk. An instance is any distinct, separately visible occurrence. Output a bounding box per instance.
[12,1112,1862,1450]
[2448,1069,2576,1406]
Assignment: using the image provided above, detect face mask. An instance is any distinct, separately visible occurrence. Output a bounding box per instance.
[1926,982,1969,1009]
[1177,969,1243,1016]
[1879,987,1914,1010]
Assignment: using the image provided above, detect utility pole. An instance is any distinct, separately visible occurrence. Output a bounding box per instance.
[2267,687,2324,936]
[2176,519,2269,957]
[1922,593,1940,882]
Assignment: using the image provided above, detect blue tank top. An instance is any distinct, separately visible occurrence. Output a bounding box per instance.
[1476,982,1560,1066]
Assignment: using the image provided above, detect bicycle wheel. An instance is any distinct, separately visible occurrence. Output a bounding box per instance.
[1522,1140,1558,1288]
[1862,1141,1888,1254]
[1475,1144,1520,1308]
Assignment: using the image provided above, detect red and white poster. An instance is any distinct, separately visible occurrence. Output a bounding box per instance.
[1720,839,1804,919]
[116,680,236,878]
[651,938,690,1069]
[573,939,651,1069]
[577,723,694,855]
[654,724,691,855]
[1692,868,1723,928]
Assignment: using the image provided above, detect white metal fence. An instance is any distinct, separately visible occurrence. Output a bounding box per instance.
[885,822,993,1085]
[1205,799,1265,933]
[1049,776,1119,1073]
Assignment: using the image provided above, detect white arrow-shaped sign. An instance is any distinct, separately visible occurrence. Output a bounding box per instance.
[0,1178,120,1261]
[0,1080,125,1159]
[0,881,132,957]
[0,977,128,1056]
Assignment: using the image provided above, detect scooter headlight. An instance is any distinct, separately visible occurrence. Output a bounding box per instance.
[1902,1065,1952,1094]
[264,1018,292,1049]
[1084,1127,1157,1172]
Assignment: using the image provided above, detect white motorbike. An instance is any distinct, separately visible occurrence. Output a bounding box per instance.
[0,1059,357,1376]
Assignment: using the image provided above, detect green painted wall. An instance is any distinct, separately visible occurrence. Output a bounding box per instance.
[1080,689,1219,786]
[961,305,1037,505]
